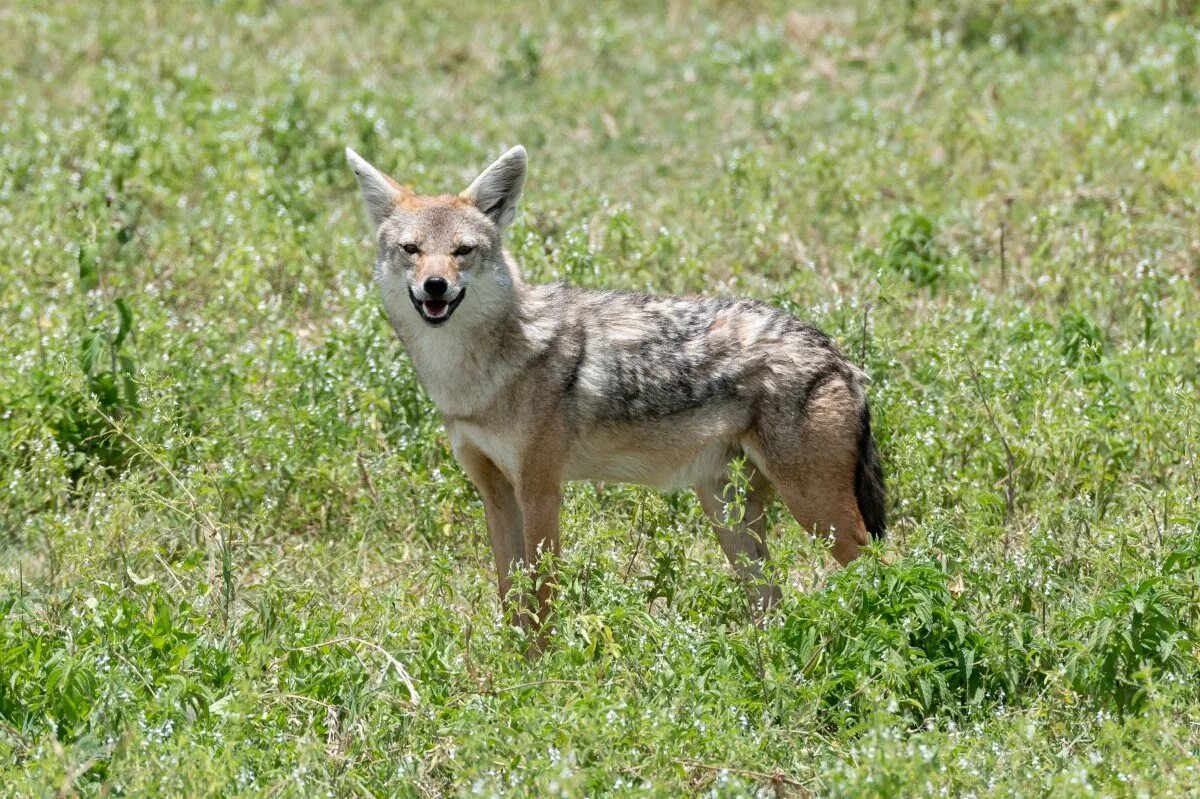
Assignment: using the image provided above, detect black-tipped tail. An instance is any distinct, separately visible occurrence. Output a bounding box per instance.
[854,403,887,539]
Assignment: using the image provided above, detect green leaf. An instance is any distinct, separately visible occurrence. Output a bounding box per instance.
[78,244,99,292]
[120,355,139,406]
[114,297,134,347]
[80,331,102,375]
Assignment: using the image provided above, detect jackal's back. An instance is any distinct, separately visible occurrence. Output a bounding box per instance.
[525,284,858,426]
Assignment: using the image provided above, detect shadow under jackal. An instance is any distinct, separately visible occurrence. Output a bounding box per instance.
[347,145,885,633]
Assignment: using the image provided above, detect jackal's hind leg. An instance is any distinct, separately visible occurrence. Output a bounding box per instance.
[694,466,781,615]
[747,378,870,566]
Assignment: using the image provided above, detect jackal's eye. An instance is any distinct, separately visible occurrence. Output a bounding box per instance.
[402,243,420,255]
[452,244,475,257]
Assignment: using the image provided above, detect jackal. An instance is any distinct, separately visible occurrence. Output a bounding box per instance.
[347,145,885,627]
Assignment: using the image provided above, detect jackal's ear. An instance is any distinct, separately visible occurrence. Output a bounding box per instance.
[346,147,404,228]
[462,145,527,231]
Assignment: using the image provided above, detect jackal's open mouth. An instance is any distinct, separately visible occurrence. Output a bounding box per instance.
[408,286,466,326]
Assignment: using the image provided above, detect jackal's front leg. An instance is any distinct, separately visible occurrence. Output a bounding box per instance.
[515,454,565,652]
[454,445,524,615]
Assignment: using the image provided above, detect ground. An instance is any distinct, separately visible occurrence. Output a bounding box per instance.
[2,0,1199,796]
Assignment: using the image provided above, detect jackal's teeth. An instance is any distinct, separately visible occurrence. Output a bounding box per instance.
[422,300,449,318]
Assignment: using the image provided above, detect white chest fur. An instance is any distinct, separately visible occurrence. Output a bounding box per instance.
[404,328,498,417]
[383,312,500,420]
[447,420,525,485]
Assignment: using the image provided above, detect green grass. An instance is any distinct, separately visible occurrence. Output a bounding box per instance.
[3,0,1200,795]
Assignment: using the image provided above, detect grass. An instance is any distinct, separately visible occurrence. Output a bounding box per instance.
[2,0,1199,795]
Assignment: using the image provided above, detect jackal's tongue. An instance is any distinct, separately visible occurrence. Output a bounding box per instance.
[423,300,449,318]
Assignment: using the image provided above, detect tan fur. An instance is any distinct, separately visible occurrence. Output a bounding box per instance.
[744,379,869,566]
[394,193,472,212]
[409,252,461,290]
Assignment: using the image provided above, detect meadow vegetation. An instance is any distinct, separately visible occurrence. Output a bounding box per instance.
[1,0,1199,795]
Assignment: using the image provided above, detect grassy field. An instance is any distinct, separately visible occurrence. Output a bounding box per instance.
[2,0,1200,795]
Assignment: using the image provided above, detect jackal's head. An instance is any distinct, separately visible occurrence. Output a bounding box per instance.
[346,146,526,329]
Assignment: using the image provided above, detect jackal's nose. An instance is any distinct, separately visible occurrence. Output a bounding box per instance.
[423,277,449,298]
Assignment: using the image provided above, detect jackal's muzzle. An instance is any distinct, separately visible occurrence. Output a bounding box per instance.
[408,283,466,326]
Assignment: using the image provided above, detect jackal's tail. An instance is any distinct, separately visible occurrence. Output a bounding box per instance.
[854,403,886,540]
